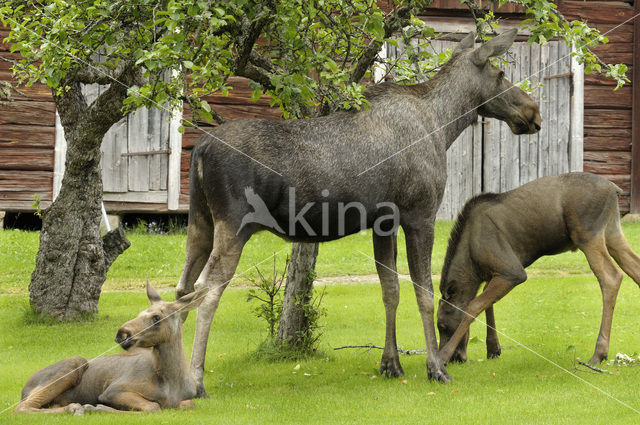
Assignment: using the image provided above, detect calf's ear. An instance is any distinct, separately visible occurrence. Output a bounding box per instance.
[174,288,208,312]
[146,281,163,304]
[471,28,517,66]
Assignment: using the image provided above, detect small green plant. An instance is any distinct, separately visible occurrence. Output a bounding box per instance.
[247,256,327,360]
[247,256,288,340]
[31,195,44,219]
[291,280,327,355]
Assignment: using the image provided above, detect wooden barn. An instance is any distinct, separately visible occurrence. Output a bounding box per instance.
[0,0,638,221]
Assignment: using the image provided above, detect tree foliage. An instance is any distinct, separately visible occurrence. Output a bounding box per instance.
[1,0,629,124]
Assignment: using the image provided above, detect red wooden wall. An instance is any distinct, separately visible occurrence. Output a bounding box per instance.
[0,28,56,211]
[0,0,637,214]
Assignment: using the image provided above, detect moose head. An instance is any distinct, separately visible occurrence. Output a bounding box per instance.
[451,29,541,135]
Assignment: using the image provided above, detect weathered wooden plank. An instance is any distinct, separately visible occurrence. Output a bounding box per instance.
[127,107,150,192]
[0,101,55,125]
[584,150,631,174]
[584,127,632,138]
[584,85,632,110]
[101,118,128,192]
[472,119,482,194]
[483,118,501,192]
[537,42,551,178]
[0,124,54,147]
[0,147,53,171]
[500,52,519,190]
[584,136,632,151]
[0,170,52,191]
[523,42,541,183]
[584,108,632,128]
[585,69,634,86]
[560,1,635,24]
[557,42,571,174]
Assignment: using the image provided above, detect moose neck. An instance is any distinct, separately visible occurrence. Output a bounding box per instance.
[152,326,188,385]
[416,67,481,150]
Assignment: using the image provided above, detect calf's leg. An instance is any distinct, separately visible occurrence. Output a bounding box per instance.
[373,232,403,377]
[14,356,88,413]
[605,220,640,286]
[485,305,502,359]
[439,276,516,364]
[581,235,623,364]
[404,220,450,382]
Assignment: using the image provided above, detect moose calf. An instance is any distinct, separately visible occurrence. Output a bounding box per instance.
[15,283,205,414]
[437,172,640,365]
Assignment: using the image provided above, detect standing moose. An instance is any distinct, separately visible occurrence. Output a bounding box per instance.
[437,173,640,366]
[15,283,205,414]
[176,29,541,396]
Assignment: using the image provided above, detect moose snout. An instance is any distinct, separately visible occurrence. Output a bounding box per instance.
[116,328,134,350]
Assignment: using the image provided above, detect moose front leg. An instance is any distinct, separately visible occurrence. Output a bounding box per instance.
[373,232,404,377]
[440,276,515,364]
[404,221,450,383]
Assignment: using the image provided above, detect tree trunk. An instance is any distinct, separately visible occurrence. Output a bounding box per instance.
[29,80,131,321]
[277,242,319,345]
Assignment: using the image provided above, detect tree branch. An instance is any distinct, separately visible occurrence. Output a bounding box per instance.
[350,3,430,83]
[102,226,131,270]
[73,60,129,85]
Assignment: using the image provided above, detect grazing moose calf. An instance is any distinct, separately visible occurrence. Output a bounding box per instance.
[437,172,640,366]
[15,283,205,414]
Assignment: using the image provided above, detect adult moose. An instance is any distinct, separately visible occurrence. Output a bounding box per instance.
[437,173,640,366]
[177,29,541,396]
[15,283,205,414]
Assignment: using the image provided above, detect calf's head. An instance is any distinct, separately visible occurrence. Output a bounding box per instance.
[437,277,479,363]
[116,282,205,350]
[451,29,541,135]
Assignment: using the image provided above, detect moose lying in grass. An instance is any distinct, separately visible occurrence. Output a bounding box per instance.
[14,283,205,414]
[437,172,640,365]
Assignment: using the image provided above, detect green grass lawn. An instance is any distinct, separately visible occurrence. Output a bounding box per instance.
[2,223,640,423]
[4,220,635,294]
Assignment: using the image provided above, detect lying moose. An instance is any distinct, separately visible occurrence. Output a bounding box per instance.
[15,283,205,414]
[437,172,640,365]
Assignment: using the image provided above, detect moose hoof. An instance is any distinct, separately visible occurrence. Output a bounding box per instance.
[195,384,210,399]
[68,403,85,416]
[589,353,607,365]
[487,345,502,359]
[427,364,452,383]
[379,356,404,378]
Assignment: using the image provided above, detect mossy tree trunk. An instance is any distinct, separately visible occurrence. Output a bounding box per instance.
[29,72,137,320]
[277,242,319,346]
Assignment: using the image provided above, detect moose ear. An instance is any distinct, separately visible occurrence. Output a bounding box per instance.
[452,32,476,57]
[471,28,517,66]
[174,288,207,312]
[146,281,163,304]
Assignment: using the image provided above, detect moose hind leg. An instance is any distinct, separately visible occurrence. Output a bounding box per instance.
[190,222,247,398]
[15,356,88,413]
[176,209,214,300]
[373,232,404,377]
[605,220,640,287]
[404,221,450,383]
[581,235,623,364]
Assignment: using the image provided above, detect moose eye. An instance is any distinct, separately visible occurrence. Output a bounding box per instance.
[152,315,162,324]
